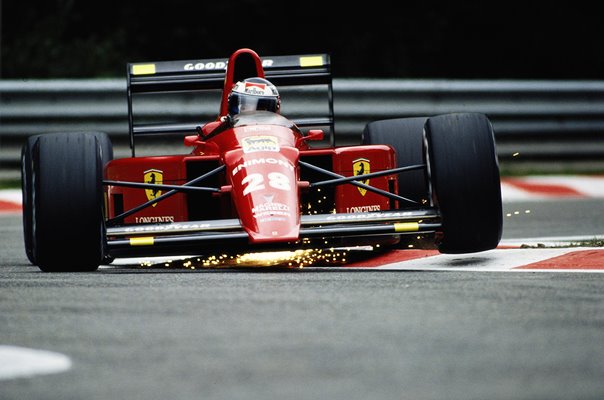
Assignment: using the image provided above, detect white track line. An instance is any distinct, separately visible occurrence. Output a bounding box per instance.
[0,189,22,204]
[366,247,604,272]
[518,175,604,198]
[0,345,72,380]
[500,175,604,201]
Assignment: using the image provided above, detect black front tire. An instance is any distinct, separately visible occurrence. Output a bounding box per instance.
[424,113,503,253]
[29,132,107,271]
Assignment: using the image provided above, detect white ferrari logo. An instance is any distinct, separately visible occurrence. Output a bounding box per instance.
[144,169,163,207]
[353,158,370,196]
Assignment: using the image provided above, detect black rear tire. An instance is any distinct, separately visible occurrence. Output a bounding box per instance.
[362,117,430,205]
[30,132,107,271]
[362,117,433,249]
[424,113,503,253]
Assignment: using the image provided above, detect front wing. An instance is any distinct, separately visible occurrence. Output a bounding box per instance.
[106,208,441,258]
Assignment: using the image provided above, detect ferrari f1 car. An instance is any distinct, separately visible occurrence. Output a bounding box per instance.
[21,48,503,272]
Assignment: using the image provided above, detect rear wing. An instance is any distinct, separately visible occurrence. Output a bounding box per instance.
[126,52,334,155]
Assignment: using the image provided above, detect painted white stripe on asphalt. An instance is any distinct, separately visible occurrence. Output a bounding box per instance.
[500,183,544,201]
[0,345,72,380]
[522,175,604,197]
[0,189,22,204]
[369,247,603,272]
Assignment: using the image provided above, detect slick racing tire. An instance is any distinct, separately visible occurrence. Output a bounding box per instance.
[29,132,108,272]
[362,117,432,249]
[362,117,430,206]
[22,132,113,267]
[424,113,503,253]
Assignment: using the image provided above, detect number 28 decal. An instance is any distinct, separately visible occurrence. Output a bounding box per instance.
[242,172,291,196]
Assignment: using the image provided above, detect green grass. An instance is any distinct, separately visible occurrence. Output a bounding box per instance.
[0,179,20,189]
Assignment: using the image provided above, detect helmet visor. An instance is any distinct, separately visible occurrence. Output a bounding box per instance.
[230,93,279,114]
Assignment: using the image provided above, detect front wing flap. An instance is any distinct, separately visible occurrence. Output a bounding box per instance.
[106,209,441,257]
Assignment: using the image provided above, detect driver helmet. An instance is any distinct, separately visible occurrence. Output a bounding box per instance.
[228,77,280,115]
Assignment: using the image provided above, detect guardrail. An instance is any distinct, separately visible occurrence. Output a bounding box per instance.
[2,78,604,179]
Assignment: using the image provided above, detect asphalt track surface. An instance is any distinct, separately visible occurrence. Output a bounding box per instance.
[1,199,604,400]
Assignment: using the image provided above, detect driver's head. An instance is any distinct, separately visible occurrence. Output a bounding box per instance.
[227,77,280,115]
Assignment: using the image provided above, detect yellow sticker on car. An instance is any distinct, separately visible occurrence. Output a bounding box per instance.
[131,64,156,75]
[394,222,420,232]
[144,169,163,207]
[299,56,323,67]
[129,237,155,246]
[241,136,280,154]
[353,158,370,196]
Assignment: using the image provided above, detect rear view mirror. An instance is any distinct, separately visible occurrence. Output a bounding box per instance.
[305,129,324,141]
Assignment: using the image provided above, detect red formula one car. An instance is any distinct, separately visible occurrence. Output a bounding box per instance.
[21,48,502,272]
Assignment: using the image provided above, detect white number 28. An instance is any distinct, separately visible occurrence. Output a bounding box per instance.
[241,172,290,196]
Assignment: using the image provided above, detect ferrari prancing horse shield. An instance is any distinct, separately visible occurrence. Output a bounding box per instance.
[353,158,370,196]
[144,169,163,207]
